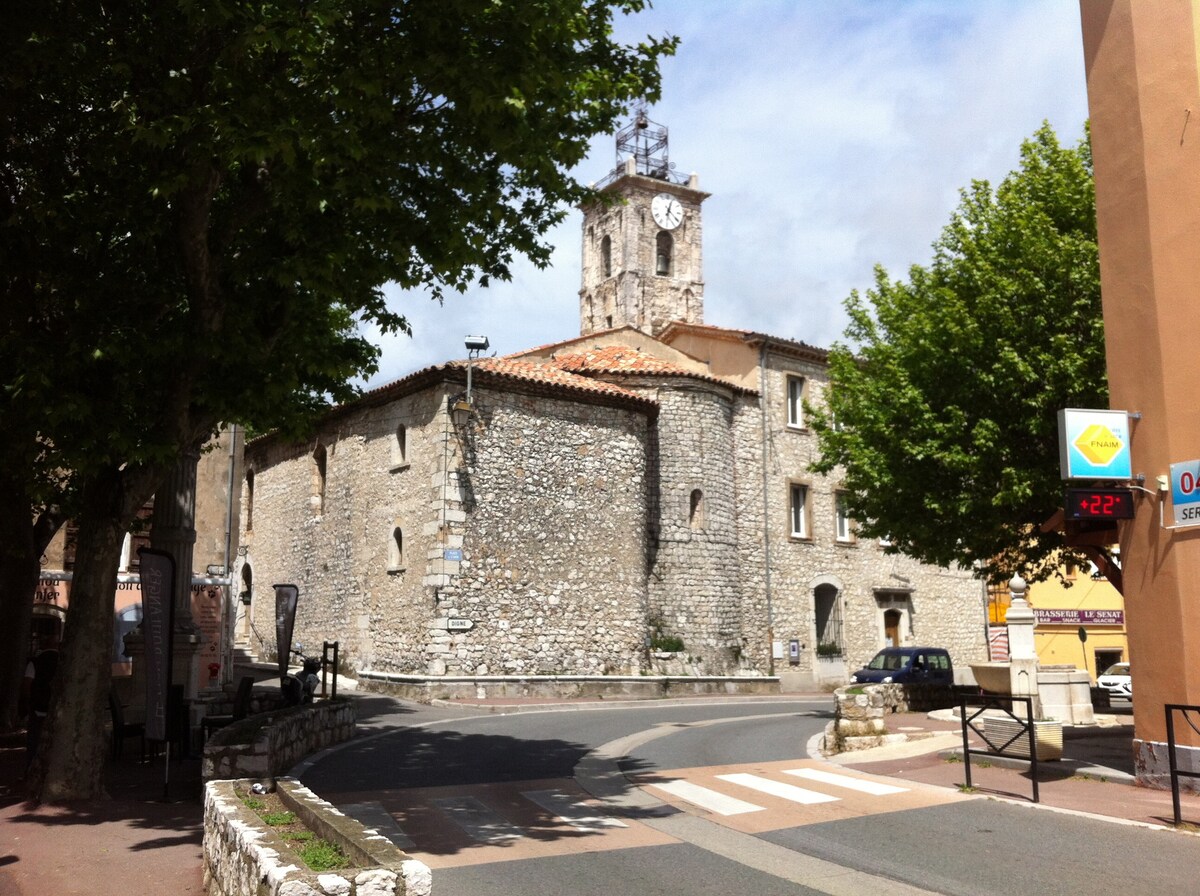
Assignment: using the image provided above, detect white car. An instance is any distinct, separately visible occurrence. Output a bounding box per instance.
[1098,662,1132,700]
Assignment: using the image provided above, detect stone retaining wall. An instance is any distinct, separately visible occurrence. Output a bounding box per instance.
[356,671,780,702]
[202,699,356,781]
[825,683,958,753]
[203,777,431,896]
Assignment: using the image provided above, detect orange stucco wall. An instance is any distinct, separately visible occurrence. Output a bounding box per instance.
[1081,1,1200,751]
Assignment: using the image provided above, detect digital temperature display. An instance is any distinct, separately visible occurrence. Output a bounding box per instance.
[1064,488,1135,521]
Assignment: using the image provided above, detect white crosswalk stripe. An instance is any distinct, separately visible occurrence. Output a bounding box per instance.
[521,789,629,832]
[646,779,766,816]
[716,773,840,805]
[782,767,909,796]
[431,796,524,843]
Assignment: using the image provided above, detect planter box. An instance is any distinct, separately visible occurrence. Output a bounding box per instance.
[982,717,1063,761]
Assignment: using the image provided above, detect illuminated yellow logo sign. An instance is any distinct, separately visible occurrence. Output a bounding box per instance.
[1073,424,1124,467]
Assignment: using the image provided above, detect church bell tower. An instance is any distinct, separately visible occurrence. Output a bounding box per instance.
[579,109,709,337]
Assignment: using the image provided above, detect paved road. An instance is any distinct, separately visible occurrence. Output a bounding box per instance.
[299,697,1200,895]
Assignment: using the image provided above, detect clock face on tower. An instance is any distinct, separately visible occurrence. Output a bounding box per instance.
[651,192,684,230]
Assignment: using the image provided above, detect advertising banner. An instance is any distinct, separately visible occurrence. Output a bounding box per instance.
[1058,408,1132,480]
[1170,459,1200,527]
[138,549,175,742]
[274,584,299,681]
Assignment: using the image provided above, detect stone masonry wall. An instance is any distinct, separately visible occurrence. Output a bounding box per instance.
[638,379,745,673]
[242,388,446,673]
[244,379,654,678]
[739,352,987,685]
[428,387,652,675]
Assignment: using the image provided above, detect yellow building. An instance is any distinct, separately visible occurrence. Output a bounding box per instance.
[987,561,1127,681]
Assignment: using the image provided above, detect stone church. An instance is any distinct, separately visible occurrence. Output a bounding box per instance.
[239,115,986,691]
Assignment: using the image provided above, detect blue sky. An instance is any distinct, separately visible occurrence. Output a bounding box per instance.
[360,1,1091,388]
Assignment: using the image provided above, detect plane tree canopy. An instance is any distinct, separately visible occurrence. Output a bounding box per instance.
[1,0,675,800]
[810,124,1106,586]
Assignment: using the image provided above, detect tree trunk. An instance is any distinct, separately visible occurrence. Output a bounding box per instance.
[0,482,61,731]
[27,467,155,802]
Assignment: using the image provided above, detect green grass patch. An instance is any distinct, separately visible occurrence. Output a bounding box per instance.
[281,831,315,842]
[297,840,350,872]
[262,811,296,826]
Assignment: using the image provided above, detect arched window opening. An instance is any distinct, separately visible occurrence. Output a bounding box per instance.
[312,444,327,513]
[689,489,705,530]
[600,235,612,278]
[655,231,673,276]
[814,584,843,655]
[388,525,404,571]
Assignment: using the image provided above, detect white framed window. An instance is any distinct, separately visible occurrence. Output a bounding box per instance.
[786,376,805,429]
[835,493,854,543]
[790,484,810,539]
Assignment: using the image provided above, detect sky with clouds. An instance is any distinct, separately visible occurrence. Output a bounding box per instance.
[359,0,1091,389]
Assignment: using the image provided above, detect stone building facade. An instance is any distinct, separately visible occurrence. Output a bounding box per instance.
[238,120,987,688]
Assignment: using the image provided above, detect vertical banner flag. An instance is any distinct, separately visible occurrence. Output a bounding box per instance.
[139,548,176,742]
[274,584,299,682]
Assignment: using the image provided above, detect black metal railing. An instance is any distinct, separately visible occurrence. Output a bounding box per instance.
[959,694,1040,803]
[1164,703,1200,824]
[321,640,340,699]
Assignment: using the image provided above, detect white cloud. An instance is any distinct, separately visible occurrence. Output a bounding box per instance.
[362,0,1089,387]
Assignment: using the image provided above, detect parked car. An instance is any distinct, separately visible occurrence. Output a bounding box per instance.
[1097,662,1132,700]
[849,647,954,685]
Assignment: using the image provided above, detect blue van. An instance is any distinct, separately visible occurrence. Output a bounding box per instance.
[849,647,954,685]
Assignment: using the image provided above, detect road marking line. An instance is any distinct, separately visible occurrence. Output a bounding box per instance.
[783,768,909,796]
[717,773,840,805]
[646,780,766,816]
[521,789,629,831]
[430,796,523,843]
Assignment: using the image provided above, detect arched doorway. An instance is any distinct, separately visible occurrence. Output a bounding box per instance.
[237,562,253,643]
[884,609,902,647]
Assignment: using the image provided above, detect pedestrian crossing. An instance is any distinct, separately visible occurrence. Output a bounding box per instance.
[334,760,956,868]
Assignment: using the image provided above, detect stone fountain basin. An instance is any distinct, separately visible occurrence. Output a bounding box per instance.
[970,662,1013,694]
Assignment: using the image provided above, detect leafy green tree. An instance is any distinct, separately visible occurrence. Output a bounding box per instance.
[2,0,674,800]
[811,124,1105,585]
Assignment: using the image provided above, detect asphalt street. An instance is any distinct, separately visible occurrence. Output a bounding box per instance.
[298,697,1200,896]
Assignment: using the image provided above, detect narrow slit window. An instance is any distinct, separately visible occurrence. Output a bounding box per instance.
[388,525,404,570]
[689,489,705,529]
[391,424,408,468]
[313,444,327,513]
